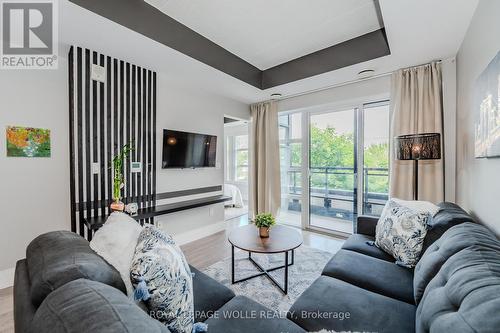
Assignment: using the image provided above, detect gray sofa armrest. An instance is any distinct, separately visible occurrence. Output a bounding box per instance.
[355,215,379,236]
[14,259,37,333]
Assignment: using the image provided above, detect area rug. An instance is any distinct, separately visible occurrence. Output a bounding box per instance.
[202,245,335,313]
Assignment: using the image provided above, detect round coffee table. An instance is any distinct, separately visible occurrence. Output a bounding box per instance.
[228,224,303,294]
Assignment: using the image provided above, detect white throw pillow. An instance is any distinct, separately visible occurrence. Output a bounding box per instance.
[90,212,142,297]
[392,198,440,217]
[376,199,430,268]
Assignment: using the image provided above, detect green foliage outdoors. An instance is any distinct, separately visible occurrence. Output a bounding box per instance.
[287,126,389,194]
[254,213,276,228]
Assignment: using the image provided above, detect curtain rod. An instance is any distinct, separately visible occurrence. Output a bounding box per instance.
[276,58,449,102]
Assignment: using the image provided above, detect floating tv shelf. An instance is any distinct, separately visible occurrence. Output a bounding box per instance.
[84,195,232,231]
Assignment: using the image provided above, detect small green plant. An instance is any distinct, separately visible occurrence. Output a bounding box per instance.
[254,213,276,229]
[112,143,134,202]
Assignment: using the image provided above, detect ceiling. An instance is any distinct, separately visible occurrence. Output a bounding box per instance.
[63,0,478,103]
[145,0,383,70]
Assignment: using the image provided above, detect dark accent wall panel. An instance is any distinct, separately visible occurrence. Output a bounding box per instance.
[68,46,157,240]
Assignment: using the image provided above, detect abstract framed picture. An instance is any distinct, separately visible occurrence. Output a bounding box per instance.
[6,126,51,157]
[474,51,500,158]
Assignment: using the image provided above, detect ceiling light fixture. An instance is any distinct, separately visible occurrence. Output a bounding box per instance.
[270,93,282,100]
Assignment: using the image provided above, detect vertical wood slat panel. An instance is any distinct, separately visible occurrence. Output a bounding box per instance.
[84,49,91,238]
[131,65,136,203]
[152,72,157,224]
[99,54,106,216]
[92,51,99,223]
[125,63,131,204]
[77,47,84,236]
[142,68,147,214]
[106,56,112,213]
[69,47,157,235]
[68,47,76,233]
[137,68,143,210]
[147,70,152,224]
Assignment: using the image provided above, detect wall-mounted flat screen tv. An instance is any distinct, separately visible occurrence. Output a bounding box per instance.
[162,129,217,168]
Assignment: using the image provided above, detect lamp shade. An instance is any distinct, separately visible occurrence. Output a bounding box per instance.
[395,133,441,160]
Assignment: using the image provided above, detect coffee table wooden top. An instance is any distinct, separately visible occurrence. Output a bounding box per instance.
[228,224,303,254]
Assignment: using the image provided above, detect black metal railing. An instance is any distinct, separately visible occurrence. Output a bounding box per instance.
[283,166,389,220]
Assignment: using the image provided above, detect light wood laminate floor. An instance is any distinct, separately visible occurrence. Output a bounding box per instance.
[0,215,344,332]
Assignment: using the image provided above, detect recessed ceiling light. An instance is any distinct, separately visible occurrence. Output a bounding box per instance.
[270,93,282,100]
[357,69,375,79]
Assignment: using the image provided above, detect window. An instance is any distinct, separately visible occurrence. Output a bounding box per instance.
[226,134,248,182]
[234,135,248,181]
[277,100,390,233]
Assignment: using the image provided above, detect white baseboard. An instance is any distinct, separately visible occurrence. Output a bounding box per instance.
[173,220,226,246]
[0,267,15,289]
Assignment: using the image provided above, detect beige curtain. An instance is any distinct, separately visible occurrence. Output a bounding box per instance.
[389,62,444,203]
[249,101,281,218]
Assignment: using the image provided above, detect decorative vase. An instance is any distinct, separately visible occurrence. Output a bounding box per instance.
[259,227,270,238]
[110,199,125,212]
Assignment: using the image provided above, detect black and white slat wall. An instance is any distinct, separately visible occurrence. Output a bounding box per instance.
[68,46,157,240]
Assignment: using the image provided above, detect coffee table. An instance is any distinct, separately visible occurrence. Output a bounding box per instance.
[228,224,303,294]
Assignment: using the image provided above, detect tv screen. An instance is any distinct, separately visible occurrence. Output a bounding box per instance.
[162,129,217,168]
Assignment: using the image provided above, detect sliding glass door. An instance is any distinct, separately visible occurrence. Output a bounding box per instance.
[278,100,389,235]
[309,109,357,234]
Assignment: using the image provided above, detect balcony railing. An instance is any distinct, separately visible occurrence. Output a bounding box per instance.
[282,166,389,221]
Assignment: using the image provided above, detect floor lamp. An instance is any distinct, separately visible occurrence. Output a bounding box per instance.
[395,133,441,200]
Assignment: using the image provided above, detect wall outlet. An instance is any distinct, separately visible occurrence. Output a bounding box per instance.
[92,163,99,174]
[91,64,106,82]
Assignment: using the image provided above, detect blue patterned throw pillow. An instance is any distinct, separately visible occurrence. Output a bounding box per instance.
[130,226,195,333]
[375,199,430,268]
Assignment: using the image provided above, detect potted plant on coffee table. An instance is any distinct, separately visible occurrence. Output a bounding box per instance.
[254,213,276,238]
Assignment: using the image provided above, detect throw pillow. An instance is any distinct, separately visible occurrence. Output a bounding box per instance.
[90,212,142,297]
[375,199,430,268]
[130,226,194,333]
[392,198,440,216]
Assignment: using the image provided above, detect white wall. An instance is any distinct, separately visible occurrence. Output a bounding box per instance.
[0,48,71,279]
[456,0,500,235]
[154,82,249,241]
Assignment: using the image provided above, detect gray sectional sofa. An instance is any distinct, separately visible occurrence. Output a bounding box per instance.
[14,202,500,332]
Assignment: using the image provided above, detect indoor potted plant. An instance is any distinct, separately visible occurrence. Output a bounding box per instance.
[110,143,133,212]
[254,213,276,238]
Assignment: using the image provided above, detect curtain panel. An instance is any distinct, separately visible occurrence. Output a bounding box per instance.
[390,62,445,203]
[249,101,281,218]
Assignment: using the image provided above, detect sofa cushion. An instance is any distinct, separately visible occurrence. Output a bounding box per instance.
[416,245,500,333]
[375,199,430,268]
[205,295,305,333]
[422,202,475,253]
[288,276,416,332]
[341,234,394,262]
[31,279,170,333]
[191,266,235,322]
[130,226,194,333]
[90,212,142,297]
[414,222,500,304]
[322,249,414,304]
[26,230,126,307]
